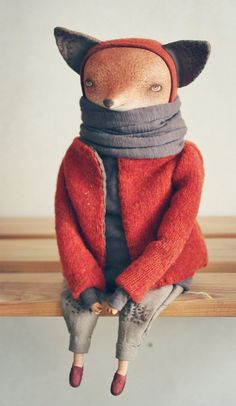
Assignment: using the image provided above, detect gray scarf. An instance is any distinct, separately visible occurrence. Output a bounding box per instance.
[79,95,187,158]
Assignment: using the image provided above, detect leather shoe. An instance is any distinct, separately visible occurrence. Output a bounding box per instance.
[69,365,84,387]
[110,371,127,396]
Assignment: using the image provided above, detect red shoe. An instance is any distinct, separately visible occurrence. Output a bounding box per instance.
[110,372,127,396]
[69,364,84,387]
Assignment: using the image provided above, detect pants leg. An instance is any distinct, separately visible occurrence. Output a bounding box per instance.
[60,285,99,354]
[116,284,184,361]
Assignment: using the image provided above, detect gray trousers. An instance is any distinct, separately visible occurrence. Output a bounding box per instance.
[60,282,184,361]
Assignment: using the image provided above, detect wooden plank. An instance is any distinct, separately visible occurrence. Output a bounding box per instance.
[0,216,236,239]
[0,217,55,239]
[0,239,60,273]
[197,216,236,238]
[0,273,235,317]
[205,239,236,273]
[0,238,235,273]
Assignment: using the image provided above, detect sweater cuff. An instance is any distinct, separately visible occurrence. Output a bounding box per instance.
[107,286,130,311]
[80,287,100,309]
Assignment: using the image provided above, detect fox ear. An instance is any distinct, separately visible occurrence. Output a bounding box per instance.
[163,40,211,87]
[54,27,100,74]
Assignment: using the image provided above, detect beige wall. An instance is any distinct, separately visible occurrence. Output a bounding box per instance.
[0,0,235,216]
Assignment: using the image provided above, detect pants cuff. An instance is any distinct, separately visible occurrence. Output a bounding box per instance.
[69,335,91,354]
[115,343,140,361]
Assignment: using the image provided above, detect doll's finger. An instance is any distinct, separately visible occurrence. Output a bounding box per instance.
[94,303,102,310]
[111,309,118,315]
[93,308,102,314]
[91,304,102,314]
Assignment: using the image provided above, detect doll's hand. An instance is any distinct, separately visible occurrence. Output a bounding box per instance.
[90,302,103,315]
[103,302,118,315]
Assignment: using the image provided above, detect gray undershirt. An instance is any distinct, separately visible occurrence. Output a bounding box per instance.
[80,153,192,311]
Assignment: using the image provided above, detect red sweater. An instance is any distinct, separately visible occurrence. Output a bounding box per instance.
[54,137,208,302]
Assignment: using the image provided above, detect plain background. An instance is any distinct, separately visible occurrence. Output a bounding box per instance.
[0,1,235,405]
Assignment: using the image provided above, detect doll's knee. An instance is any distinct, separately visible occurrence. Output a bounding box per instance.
[61,292,98,337]
[61,290,85,312]
[119,300,154,324]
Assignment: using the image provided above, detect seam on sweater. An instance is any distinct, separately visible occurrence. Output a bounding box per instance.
[62,157,100,278]
[89,146,107,270]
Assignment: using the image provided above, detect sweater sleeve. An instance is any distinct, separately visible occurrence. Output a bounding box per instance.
[115,142,205,302]
[54,160,106,300]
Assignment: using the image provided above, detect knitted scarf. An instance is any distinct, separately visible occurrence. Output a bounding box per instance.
[79,95,187,158]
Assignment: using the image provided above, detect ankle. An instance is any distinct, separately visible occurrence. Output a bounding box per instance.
[73,361,84,368]
[73,353,84,368]
[117,369,127,376]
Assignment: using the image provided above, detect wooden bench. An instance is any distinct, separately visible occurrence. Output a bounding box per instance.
[0,217,235,317]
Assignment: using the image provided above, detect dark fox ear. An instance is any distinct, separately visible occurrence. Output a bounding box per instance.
[163,40,211,87]
[54,27,100,74]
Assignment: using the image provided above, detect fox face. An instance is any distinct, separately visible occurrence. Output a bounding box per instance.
[54,27,210,110]
[82,47,171,110]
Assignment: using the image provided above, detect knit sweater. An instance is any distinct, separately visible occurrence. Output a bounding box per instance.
[54,137,208,304]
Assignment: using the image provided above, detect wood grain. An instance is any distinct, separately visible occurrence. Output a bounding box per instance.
[0,273,235,317]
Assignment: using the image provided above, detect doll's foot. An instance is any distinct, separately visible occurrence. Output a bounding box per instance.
[110,371,127,396]
[69,364,84,388]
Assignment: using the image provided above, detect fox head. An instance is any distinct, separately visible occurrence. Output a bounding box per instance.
[54,27,211,111]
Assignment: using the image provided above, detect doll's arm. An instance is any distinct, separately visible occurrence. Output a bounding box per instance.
[55,161,105,300]
[115,142,205,302]
[107,287,130,311]
[80,287,101,309]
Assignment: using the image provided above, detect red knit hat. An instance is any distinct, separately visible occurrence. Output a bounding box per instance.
[79,38,178,103]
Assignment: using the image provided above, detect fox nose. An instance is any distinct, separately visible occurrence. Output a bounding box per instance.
[103,99,114,108]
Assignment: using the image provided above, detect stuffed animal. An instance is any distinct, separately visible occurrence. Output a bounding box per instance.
[54,27,210,396]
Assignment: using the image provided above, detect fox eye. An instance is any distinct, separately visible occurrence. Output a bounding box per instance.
[85,79,94,87]
[150,84,162,92]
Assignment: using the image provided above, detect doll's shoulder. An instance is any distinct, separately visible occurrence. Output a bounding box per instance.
[173,140,205,181]
[63,137,77,159]
[55,139,78,183]
[179,140,204,166]
[60,137,82,168]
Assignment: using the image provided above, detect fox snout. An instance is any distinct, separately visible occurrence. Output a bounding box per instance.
[103,99,114,108]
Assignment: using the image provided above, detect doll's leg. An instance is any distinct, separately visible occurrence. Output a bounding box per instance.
[102,291,129,376]
[73,353,84,367]
[116,359,129,375]
[60,289,99,356]
[116,284,184,362]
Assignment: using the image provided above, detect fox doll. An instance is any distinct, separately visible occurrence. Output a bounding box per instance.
[54,27,210,396]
